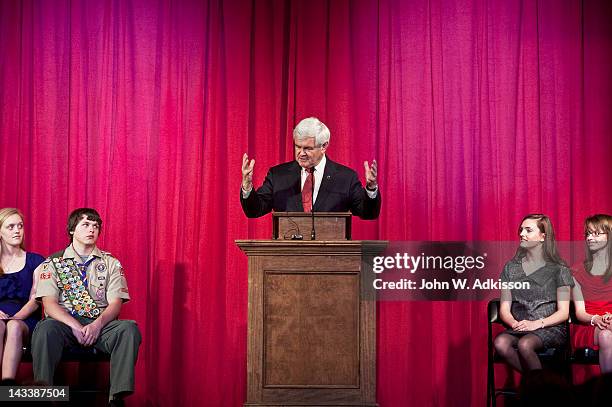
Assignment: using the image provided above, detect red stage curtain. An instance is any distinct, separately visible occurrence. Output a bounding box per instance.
[1,1,611,405]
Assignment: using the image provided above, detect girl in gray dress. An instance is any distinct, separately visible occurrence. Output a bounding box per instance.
[494,214,573,372]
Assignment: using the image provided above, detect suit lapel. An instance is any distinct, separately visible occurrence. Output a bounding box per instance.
[313,157,337,211]
[288,161,303,211]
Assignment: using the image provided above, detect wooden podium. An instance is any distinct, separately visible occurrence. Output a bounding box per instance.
[237,213,385,406]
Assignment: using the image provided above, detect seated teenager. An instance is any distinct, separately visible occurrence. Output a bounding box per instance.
[572,214,612,372]
[31,208,141,407]
[494,214,573,372]
[0,208,44,384]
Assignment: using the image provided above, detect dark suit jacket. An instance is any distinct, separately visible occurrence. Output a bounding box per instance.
[240,158,381,219]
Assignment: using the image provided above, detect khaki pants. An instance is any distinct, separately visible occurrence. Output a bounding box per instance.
[31,317,142,400]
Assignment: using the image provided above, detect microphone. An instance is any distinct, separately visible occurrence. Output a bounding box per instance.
[310,167,316,240]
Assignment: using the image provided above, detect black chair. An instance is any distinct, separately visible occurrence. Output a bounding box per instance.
[21,344,111,402]
[487,299,572,407]
[22,345,111,363]
[569,302,600,365]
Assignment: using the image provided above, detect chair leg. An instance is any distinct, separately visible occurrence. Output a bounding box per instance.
[486,372,491,407]
[487,357,495,407]
[565,361,573,385]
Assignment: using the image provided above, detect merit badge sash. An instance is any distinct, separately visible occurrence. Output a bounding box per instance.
[51,257,101,319]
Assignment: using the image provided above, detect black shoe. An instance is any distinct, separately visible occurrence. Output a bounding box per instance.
[0,378,17,386]
[108,400,125,407]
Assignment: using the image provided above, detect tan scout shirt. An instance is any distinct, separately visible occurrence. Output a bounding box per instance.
[35,245,130,317]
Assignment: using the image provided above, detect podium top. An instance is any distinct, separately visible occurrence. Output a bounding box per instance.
[235,239,388,255]
[272,212,351,240]
[272,212,352,218]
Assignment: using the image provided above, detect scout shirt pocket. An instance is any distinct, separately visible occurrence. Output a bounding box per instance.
[90,260,109,308]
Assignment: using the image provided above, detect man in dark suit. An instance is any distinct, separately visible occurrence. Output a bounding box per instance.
[240,117,381,219]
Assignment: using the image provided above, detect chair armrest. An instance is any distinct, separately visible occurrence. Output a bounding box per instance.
[488,299,501,324]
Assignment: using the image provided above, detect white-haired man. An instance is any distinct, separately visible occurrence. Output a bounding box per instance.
[240,117,381,219]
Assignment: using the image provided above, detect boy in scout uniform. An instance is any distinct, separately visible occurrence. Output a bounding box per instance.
[31,208,141,407]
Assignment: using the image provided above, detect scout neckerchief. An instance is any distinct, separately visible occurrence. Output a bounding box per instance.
[76,252,94,288]
[50,253,101,319]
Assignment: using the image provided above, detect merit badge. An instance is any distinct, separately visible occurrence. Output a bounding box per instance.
[96,288,105,300]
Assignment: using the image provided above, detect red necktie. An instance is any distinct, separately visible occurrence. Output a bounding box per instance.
[302,168,314,212]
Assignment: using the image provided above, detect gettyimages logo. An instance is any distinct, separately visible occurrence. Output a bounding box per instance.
[362,241,585,301]
[372,251,486,274]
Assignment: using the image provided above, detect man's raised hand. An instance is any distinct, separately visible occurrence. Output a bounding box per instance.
[364,159,378,190]
[242,153,255,191]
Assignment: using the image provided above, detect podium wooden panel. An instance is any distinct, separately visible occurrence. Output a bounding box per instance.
[237,240,385,407]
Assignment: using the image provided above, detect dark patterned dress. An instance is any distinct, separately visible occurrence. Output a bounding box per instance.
[500,259,574,348]
[0,252,45,333]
